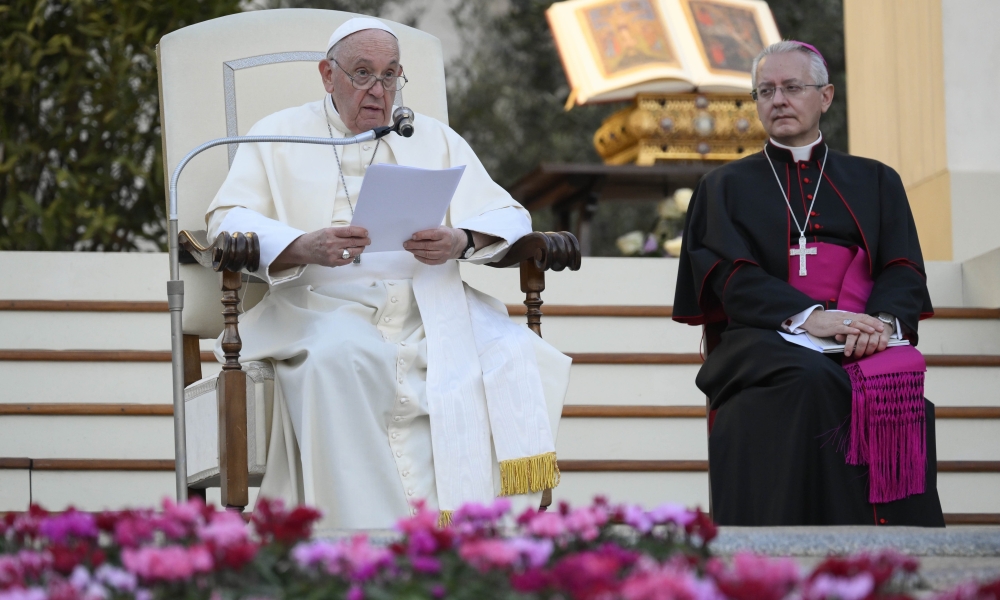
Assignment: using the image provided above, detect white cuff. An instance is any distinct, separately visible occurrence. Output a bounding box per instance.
[454,207,531,265]
[879,313,903,340]
[217,208,307,286]
[783,305,823,333]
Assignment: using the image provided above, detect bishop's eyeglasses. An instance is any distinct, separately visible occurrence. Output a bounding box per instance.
[332,58,408,91]
[751,83,825,102]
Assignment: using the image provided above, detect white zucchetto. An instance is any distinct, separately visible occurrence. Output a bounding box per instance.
[326,17,397,56]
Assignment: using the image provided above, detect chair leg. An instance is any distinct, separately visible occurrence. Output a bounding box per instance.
[540,488,552,511]
[188,487,207,503]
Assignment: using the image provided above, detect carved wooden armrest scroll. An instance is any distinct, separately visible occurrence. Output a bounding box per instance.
[487,231,581,337]
[178,229,260,511]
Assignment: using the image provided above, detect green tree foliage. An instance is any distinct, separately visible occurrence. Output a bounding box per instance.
[0,0,241,251]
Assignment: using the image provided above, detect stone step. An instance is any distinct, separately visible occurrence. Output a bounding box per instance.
[555,471,1000,515]
[2,359,998,409]
[2,408,997,462]
[0,464,258,512]
[5,306,999,356]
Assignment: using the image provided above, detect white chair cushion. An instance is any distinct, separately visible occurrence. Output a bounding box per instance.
[184,361,274,488]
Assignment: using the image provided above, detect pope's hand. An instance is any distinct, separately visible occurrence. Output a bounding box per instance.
[273,226,371,270]
[403,227,466,265]
[801,310,888,357]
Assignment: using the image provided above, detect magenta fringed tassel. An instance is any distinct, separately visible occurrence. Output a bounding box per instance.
[845,365,926,504]
[845,363,868,466]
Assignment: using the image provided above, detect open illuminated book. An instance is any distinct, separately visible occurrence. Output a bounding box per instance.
[779,331,911,354]
[547,0,781,106]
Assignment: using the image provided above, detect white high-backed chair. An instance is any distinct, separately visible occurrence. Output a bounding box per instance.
[157,9,580,511]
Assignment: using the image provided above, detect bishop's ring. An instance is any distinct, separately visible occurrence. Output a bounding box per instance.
[843,319,854,326]
[342,249,351,260]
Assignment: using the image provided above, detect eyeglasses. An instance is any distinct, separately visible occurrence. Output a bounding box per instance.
[751,83,826,102]
[331,58,408,91]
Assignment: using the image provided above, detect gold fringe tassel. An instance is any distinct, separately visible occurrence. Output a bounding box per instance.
[499,452,560,496]
[437,511,453,528]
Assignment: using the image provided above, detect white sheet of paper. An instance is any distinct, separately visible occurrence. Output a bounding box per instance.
[349,163,466,253]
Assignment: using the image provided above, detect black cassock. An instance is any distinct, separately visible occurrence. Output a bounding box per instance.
[674,140,945,526]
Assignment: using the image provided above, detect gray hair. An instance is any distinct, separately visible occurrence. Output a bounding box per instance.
[751,41,829,89]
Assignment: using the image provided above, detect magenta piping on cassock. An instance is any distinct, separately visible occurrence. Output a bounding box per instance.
[788,242,927,504]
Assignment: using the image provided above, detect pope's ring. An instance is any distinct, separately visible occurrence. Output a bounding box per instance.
[342,249,351,260]
[843,319,854,326]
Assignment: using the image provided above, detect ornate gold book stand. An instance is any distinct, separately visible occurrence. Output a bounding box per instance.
[593,93,767,165]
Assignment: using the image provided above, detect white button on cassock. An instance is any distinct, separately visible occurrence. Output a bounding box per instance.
[384,317,391,323]
[396,451,402,457]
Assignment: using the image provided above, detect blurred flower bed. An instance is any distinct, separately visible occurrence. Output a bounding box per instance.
[1,497,997,600]
[616,188,693,258]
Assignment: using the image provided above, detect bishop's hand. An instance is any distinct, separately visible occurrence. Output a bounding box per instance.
[802,310,888,357]
[273,226,371,270]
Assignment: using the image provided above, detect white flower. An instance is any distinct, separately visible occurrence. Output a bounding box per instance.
[663,235,684,257]
[673,188,694,213]
[616,231,645,256]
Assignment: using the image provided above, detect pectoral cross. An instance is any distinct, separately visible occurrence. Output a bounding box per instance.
[790,236,817,276]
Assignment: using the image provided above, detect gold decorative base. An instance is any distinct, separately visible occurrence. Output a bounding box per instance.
[594,93,767,165]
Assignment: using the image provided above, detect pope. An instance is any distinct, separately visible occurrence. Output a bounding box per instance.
[206,17,570,530]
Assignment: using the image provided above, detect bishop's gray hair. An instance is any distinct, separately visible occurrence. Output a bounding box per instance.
[751,41,829,89]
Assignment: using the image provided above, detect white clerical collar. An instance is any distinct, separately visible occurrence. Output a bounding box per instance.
[770,132,823,163]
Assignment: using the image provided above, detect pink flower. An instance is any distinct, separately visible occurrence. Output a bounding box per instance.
[460,539,519,571]
[292,536,392,582]
[624,505,654,534]
[648,503,697,527]
[94,564,137,592]
[526,512,567,539]
[805,573,875,600]
[506,537,554,569]
[198,510,249,548]
[709,553,800,600]
[565,506,609,541]
[0,588,47,600]
[121,545,214,582]
[622,559,722,600]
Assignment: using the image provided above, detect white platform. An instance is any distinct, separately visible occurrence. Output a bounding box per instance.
[1,250,998,516]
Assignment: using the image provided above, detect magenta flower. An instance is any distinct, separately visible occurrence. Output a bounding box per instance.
[622,559,722,600]
[38,509,98,543]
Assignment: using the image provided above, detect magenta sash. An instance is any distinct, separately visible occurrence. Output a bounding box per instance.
[789,243,926,504]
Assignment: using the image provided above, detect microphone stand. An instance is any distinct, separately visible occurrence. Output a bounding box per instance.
[166,113,412,502]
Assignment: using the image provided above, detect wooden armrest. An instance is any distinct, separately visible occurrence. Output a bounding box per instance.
[179,229,261,273]
[487,231,581,272]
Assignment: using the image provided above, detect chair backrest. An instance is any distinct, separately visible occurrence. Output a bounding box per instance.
[157,9,448,338]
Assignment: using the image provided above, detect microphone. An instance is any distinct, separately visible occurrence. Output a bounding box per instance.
[392,106,415,138]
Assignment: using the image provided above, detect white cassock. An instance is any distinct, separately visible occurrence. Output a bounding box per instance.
[206,95,571,530]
